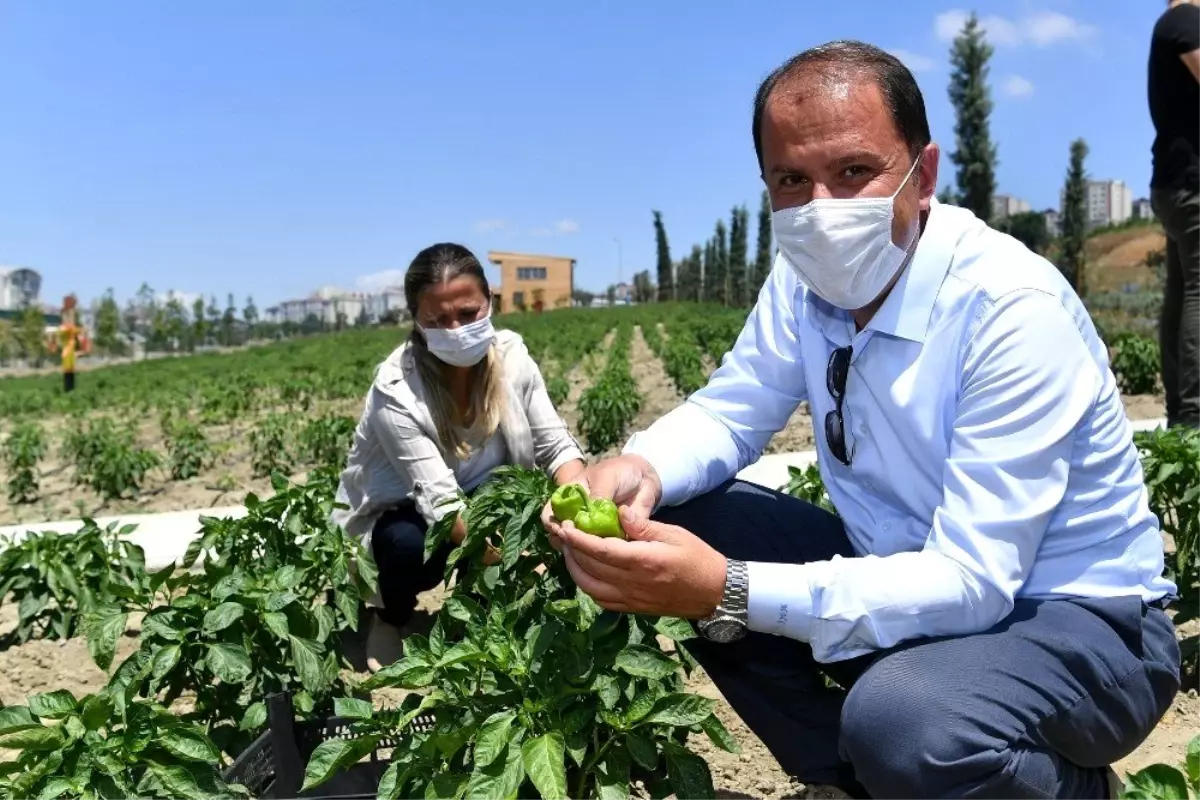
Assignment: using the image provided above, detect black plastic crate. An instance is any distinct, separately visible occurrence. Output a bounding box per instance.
[223,692,435,799]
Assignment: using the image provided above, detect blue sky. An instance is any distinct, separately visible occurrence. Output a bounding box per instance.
[0,1,1164,310]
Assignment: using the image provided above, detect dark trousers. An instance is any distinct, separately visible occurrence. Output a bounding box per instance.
[1152,187,1200,428]
[63,371,75,393]
[370,505,454,628]
[654,480,1181,799]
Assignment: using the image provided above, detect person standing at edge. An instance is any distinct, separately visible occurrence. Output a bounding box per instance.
[333,243,586,672]
[1149,0,1200,429]
[543,42,1180,799]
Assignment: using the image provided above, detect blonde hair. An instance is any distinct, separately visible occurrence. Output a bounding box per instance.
[405,243,508,461]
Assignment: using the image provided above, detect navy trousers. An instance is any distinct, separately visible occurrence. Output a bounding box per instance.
[370,505,454,628]
[654,480,1181,799]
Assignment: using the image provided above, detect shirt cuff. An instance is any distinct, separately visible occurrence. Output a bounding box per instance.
[622,428,693,509]
[546,444,585,480]
[747,561,815,642]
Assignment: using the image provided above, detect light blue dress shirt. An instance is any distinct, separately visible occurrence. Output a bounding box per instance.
[623,199,1176,663]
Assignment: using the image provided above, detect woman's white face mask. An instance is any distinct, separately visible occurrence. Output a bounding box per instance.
[418,314,495,368]
[772,155,922,310]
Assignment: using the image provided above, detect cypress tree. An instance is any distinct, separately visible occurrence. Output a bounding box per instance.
[752,190,774,297]
[728,206,750,307]
[1059,138,1090,297]
[948,12,998,224]
[652,210,674,302]
[713,220,729,306]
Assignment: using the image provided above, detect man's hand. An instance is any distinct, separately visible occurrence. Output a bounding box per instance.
[556,505,726,618]
[541,454,664,544]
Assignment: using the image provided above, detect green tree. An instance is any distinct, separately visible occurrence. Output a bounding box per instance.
[18,303,46,367]
[121,299,139,342]
[652,210,674,302]
[947,12,997,224]
[997,211,1052,255]
[192,297,207,348]
[205,295,221,341]
[0,320,14,366]
[937,185,958,205]
[243,296,259,336]
[1059,138,1090,297]
[222,293,237,346]
[728,205,750,307]
[632,270,654,303]
[676,246,703,302]
[94,289,123,356]
[605,285,616,306]
[752,190,774,298]
[702,240,715,303]
[713,220,729,306]
[164,294,189,351]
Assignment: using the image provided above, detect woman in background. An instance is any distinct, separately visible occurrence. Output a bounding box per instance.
[332,242,586,670]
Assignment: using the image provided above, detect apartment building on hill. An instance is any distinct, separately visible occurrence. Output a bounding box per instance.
[488,251,574,313]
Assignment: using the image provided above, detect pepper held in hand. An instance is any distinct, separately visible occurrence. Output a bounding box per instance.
[550,483,626,539]
[550,483,589,525]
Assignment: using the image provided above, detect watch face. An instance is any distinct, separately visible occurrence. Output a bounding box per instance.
[703,618,746,643]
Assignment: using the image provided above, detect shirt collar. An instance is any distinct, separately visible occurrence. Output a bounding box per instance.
[865,198,957,344]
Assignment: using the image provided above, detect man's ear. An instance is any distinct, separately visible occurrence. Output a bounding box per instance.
[918,143,940,212]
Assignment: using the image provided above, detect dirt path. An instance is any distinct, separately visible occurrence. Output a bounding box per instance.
[606,326,683,459]
[556,329,615,436]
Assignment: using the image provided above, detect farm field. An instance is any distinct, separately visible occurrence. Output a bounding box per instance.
[0,303,1193,799]
[0,304,1168,526]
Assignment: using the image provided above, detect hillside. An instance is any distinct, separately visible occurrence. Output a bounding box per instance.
[1086,224,1166,294]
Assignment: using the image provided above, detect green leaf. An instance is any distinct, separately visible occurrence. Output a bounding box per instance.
[465,732,526,800]
[614,644,679,680]
[595,741,631,800]
[664,741,715,800]
[444,595,484,623]
[700,713,740,753]
[564,730,587,768]
[0,726,62,750]
[159,728,222,763]
[265,591,298,612]
[333,697,374,721]
[146,762,211,800]
[622,689,658,727]
[290,637,328,693]
[313,604,336,644]
[653,616,696,641]
[27,690,76,720]
[301,735,382,792]
[0,707,36,734]
[240,702,267,732]
[421,772,465,800]
[626,731,658,770]
[142,611,184,642]
[591,674,621,710]
[378,761,404,800]
[64,714,86,741]
[202,601,245,634]
[575,587,602,631]
[355,548,380,594]
[1186,736,1199,791]
[641,693,717,728]
[84,605,128,671]
[473,711,518,769]
[35,777,73,800]
[151,644,182,680]
[80,692,114,731]
[262,611,290,640]
[521,732,567,800]
[436,640,483,668]
[1123,762,1190,800]
[205,643,252,684]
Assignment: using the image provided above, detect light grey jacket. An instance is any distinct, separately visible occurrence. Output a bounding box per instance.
[331,330,583,551]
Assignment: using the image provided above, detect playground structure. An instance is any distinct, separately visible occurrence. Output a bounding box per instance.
[46,294,89,391]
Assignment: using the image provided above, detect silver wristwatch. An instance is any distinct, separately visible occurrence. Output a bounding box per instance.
[697,559,748,643]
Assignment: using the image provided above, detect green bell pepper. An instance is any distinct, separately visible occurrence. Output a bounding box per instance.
[550,483,589,524]
[574,498,623,538]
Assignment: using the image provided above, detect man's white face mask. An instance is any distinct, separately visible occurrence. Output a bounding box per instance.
[772,155,922,310]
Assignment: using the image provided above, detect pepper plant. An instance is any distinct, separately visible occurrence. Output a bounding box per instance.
[301,466,736,799]
[87,470,379,756]
[0,521,147,647]
[0,688,243,799]
[3,421,46,504]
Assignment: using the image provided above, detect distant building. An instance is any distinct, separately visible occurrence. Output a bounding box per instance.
[1084,180,1133,228]
[1133,197,1155,221]
[0,266,41,310]
[1042,209,1061,238]
[992,194,1031,220]
[488,251,574,313]
[264,285,402,328]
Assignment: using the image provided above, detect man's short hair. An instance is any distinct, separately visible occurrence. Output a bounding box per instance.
[752,40,932,171]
